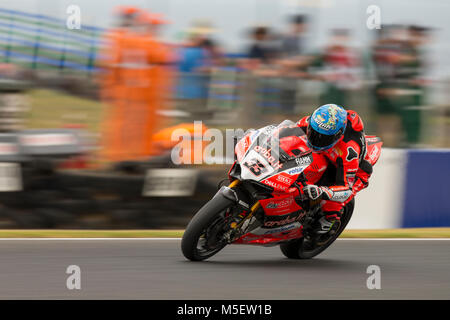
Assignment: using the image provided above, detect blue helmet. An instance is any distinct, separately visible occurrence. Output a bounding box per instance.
[306,104,348,151]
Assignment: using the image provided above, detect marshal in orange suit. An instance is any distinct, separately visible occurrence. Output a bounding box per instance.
[99,8,174,163]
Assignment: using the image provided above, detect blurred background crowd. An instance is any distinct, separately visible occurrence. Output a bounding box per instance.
[0,0,449,165]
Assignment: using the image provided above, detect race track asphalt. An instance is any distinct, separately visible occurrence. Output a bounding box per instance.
[0,239,448,299]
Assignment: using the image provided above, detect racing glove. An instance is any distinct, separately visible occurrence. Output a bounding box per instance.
[302,185,332,201]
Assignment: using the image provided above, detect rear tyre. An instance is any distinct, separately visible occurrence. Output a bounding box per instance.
[280,199,354,259]
[181,194,234,261]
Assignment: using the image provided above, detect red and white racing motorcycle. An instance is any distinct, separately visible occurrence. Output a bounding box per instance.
[181,120,382,261]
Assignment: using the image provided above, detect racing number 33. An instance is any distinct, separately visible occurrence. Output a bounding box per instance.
[243,159,268,176]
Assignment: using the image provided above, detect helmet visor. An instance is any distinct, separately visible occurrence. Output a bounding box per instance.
[307,125,339,150]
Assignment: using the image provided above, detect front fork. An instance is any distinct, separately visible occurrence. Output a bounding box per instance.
[224,180,261,240]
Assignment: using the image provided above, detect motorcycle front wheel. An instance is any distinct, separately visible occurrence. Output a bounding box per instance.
[181,193,234,261]
[280,199,355,259]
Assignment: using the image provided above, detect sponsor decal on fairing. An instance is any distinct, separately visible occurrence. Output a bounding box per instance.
[286,166,305,175]
[254,145,283,170]
[295,156,312,166]
[250,222,301,235]
[276,174,293,185]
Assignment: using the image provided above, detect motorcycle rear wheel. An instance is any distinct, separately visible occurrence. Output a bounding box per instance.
[280,199,354,259]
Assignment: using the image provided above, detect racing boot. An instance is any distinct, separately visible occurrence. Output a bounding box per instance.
[315,212,341,235]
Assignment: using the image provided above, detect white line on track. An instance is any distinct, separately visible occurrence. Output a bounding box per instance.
[0,238,448,241]
[0,238,182,241]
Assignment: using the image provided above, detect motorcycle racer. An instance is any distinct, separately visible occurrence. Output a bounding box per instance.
[182,113,382,261]
[296,104,373,234]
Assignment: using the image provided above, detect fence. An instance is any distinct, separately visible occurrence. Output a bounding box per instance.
[0,8,104,75]
[1,9,449,149]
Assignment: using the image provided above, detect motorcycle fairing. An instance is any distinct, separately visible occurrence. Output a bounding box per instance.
[365,136,383,165]
[233,223,304,245]
[235,121,314,189]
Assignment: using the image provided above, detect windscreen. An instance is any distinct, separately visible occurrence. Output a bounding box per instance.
[238,120,311,182]
[251,120,308,162]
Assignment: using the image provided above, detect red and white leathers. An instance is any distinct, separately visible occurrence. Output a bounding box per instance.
[297,110,372,221]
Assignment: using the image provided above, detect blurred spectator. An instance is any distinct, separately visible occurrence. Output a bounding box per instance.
[98,6,138,161]
[312,29,361,107]
[371,24,427,147]
[146,13,170,39]
[242,26,281,116]
[176,34,208,99]
[176,21,217,107]
[135,11,175,155]
[400,25,432,146]
[245,26,279,70]
[371,24,406,147]
[99,7,173,162]
[201,38,224,68]
[276,15,309,114]
[280,14,308,58]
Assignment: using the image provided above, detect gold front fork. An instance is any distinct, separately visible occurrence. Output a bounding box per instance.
[228,179,261,229]
[228,179,241,188]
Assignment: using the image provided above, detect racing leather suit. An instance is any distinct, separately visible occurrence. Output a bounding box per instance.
[297,110,372,220]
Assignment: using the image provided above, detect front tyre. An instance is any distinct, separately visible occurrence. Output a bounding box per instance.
[280,199,355,259]
[181,193,234,261]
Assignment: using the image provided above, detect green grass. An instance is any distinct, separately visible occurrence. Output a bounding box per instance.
[0,228,449,238]
[26,88,104,134]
